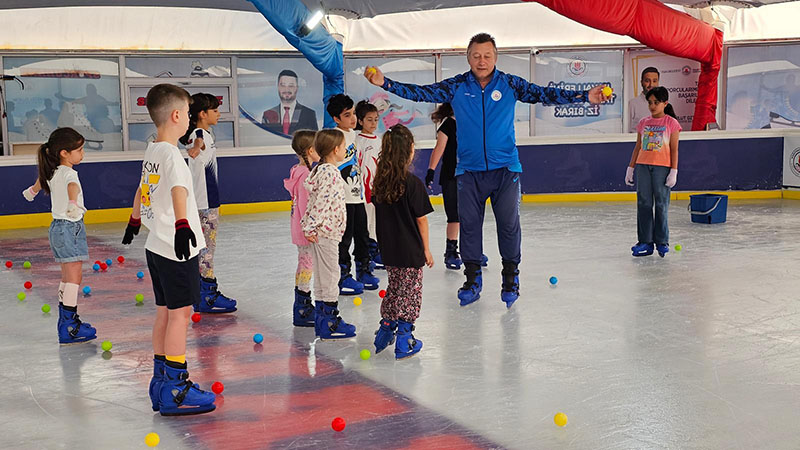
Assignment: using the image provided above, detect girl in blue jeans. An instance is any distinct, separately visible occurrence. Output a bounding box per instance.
[625,87,681,258]
[22,128,97,344]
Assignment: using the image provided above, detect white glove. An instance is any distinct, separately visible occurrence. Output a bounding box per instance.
[22,186,37,202]
[665,168,678,188]
[625,166,635,186]
[66,200,86,220]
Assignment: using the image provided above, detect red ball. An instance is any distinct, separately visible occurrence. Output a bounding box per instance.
[94,260,101,266]
[117,255,125,263]
[379,289,386,298]
[191,313,201,323]
[5,261,12,268]
[211,381,224,394]
[100,262,108,271]
[24,281,32,290]
[331,417,346,432]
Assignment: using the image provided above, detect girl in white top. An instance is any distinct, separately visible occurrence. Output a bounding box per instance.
[355,100,383,269]
[179,93,236,313]
[22,127,97,344]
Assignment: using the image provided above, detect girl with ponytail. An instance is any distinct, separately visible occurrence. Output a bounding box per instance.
[22,127,98,344]
[180,93,237,313]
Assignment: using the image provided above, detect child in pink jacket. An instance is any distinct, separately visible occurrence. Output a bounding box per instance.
[284,130,319,327]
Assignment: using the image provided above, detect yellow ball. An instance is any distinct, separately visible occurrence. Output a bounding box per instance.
[144,432,160,447]
[353,297,362,306]
[366,67,376,76]
[602,86,612,97]
[360,349,371,360]
[554,412,568,427]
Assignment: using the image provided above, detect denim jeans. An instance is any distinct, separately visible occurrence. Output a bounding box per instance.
[49,219,89,263]
[635,164,671,245]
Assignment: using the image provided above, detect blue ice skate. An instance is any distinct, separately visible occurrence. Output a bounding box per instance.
[458,264,482,306]
[394,320,422,360]
[158,363,216,416]
[631,242,654,257]
[444,239,462,270]
[339,264,364,295]
[501,262,520,309]
[195,277,237,313]
[373,318,397,354]
[58,304,97,344]
[368,239,385,270]
[356,261,379,290]
[314,302,356,340]
[293,288,315,327]
[149,357,165,411]
[656,244,669,258]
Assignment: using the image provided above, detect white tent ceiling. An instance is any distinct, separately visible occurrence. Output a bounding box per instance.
[0,0,797,17]
[0,2,798,51]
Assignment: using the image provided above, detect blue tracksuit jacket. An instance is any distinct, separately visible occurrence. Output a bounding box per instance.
[382,69,589,175]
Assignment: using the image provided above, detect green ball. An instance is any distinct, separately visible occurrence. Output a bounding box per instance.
[23,261,31,269]
[17,292,26,301]
[135,293,144,303]
[675,244,682,251]
[359,349,371,360]
[101,341,112,352]
[41,304,51,313]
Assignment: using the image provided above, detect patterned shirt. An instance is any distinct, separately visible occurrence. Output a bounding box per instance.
[301,163,347,241]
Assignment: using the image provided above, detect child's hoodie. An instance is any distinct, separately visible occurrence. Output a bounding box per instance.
[284,164,311,246]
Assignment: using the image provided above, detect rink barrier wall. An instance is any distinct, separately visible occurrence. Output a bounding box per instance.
[0,132,794,230]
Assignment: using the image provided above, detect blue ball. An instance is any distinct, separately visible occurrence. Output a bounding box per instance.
[549,276,558,285]
[253,333,264,344]
[93,263,100,271]
[83,286,91,295]
[136,271,145,279]
[105,258,113,266]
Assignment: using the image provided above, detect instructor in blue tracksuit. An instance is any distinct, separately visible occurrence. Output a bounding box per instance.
[365,33,608,308]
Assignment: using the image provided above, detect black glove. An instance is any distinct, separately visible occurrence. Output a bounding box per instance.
[425,169,435,190]
[174,219,197,261]
[122,216,141,245]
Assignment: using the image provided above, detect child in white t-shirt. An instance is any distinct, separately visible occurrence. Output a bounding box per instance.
[354,99,384,269]
[121,84,215,417]
[22,127,97,345]
[179,93,236,313]
[326,94,380,295]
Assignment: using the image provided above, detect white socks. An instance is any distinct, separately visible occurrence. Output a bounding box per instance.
[58,282,65,303]
[62,283,79,308]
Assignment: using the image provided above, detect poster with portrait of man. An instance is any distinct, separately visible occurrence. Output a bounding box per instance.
[237,58,324,147]
[626,50,701,132]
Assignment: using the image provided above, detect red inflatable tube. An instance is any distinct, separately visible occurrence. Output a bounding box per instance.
[527,0,723,130]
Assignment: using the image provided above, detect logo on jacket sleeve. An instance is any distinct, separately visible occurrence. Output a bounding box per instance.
[491,90,502,101]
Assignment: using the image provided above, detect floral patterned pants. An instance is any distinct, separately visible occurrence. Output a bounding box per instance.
[198,208,218,279]
[380,266,423,323]
[295,244,313,292]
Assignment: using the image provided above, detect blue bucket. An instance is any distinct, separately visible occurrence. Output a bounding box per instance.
[689,194,728,224]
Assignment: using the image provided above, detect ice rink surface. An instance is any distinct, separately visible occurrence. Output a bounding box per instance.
[3,199,800,449]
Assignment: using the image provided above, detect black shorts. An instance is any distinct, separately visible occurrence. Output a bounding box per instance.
[442,178,459,223]
[146,250,200,310]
